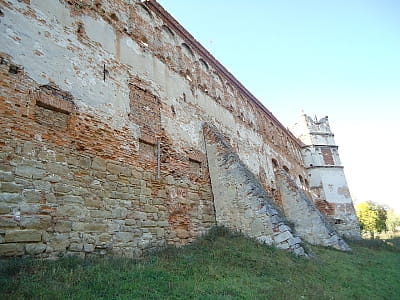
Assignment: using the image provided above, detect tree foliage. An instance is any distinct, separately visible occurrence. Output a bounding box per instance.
[386,209,400,232]
[356,201,388,237]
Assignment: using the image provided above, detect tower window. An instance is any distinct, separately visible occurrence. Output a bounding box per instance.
[321,148,334,165]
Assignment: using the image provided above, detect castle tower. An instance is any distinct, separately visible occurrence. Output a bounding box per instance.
[291,113,361,239]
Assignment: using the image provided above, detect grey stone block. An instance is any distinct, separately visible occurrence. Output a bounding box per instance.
[92,157,107,171]
[1,182,23,193]
[22,190,43,203]
[274,231,292,244]
[0,171,14,182]
[0,243,25,256]
[5,230,42,242]
[15,166,44,179]
[25,243,47,255]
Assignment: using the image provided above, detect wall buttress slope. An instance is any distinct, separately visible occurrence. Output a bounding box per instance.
[203,123,306,256]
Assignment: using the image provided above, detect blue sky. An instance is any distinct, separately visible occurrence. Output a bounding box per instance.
[157,0,400,212]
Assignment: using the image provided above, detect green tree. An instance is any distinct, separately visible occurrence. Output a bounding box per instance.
[356,201,388,238]
[375,205,388,233]
[386,209,400,232]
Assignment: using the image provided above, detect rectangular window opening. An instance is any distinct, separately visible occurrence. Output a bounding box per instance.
[139,139,156,160]
[189,158,202,175]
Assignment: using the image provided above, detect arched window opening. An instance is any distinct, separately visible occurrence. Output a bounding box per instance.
[181,43,194,58]
[161,25,175,40]
[137,3,153,21]
[199,58,209,72]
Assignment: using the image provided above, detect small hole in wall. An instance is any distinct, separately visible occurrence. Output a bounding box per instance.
[8,65,20,74]
[272,159,279,170]
[77,23,83,34]
[76,143,85,151]
[171,105,176,116]
[0,9,4,17]
[139,34,148,45]
[334,219,344,224]
[110,13,119,22]
[0,57,9,65]
[76,22,86,39]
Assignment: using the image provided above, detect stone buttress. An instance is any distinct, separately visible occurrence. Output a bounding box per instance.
[203,123,351,252]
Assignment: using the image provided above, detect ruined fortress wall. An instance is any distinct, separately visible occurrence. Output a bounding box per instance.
[0,60,216,257]
[0,0,308,257]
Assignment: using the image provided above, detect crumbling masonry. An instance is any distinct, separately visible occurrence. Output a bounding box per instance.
[0,0,360,258]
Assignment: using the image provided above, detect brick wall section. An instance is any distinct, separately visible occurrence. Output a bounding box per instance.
[0,60,215,258]
[315,200,336,216]
[129,83,161,137]
[34,106,69,130]
[320,202,361,240]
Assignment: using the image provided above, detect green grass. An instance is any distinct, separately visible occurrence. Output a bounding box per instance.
[1,227,400,299]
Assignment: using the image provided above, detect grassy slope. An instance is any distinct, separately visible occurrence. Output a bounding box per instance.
[1,228,399,300]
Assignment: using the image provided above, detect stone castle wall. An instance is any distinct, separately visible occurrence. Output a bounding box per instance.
[0,60,215,257]
[0,0,358,257]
